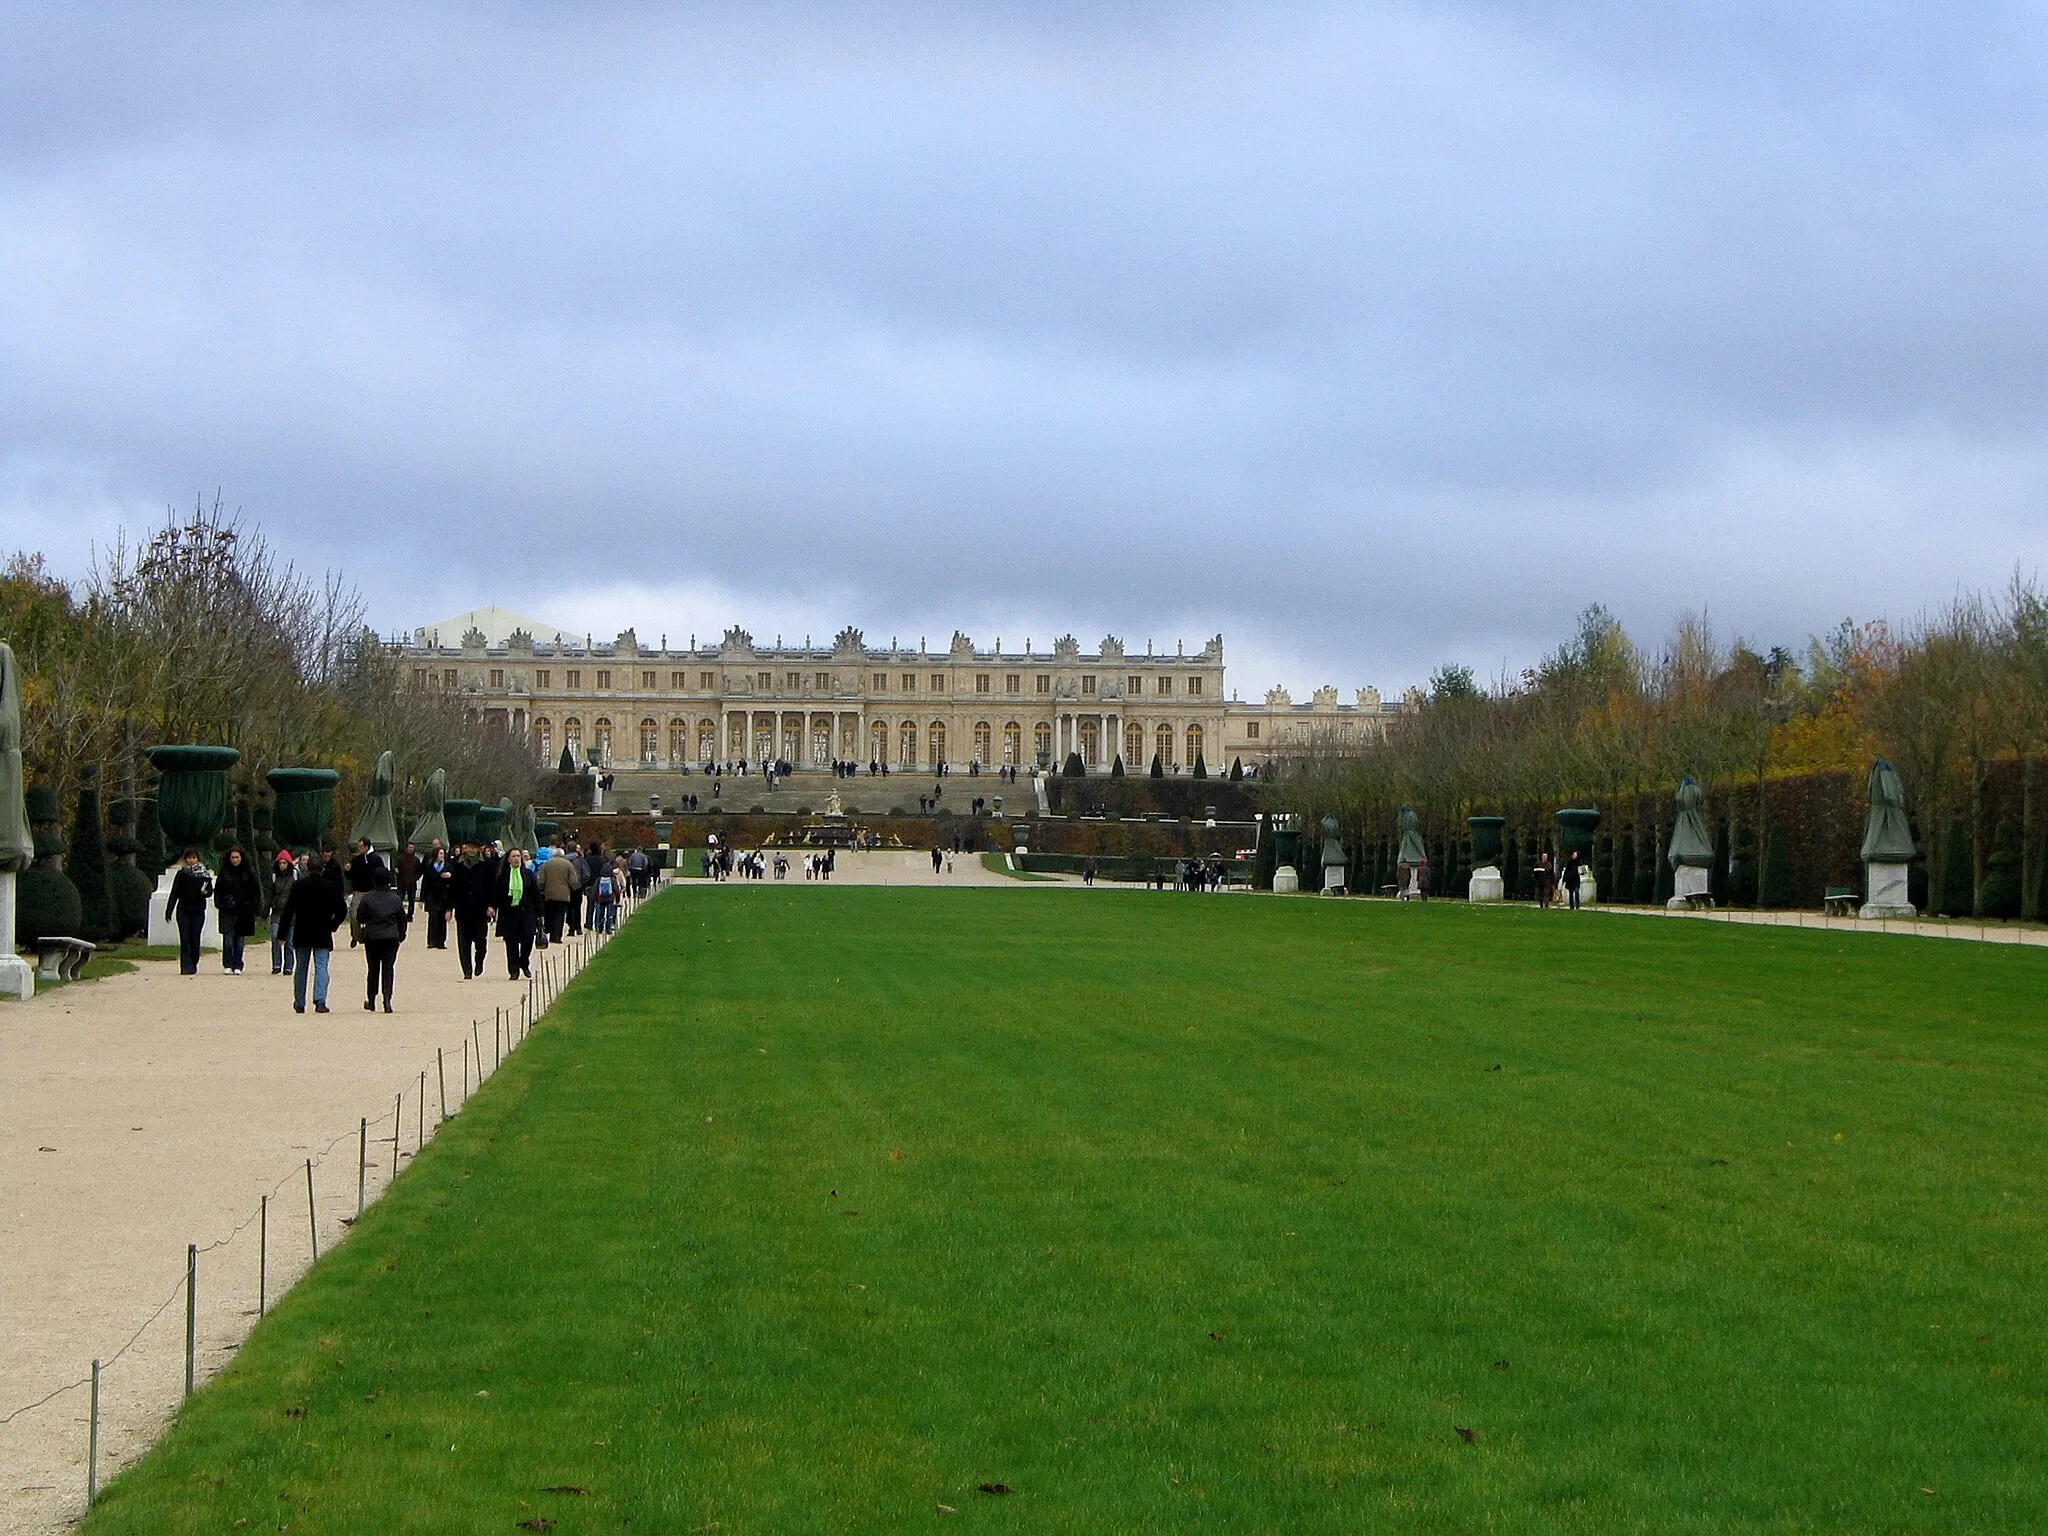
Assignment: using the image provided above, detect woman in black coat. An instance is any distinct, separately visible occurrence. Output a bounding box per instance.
[491,847,542,980]
[164,849,213,976]
[213,845,261,975]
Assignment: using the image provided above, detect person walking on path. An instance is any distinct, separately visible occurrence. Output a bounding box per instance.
[165,850,213,975]
[451,840,495,980]
[266,849,298,974]
[492,847,542,980]
[540,841,580,944]
[213,845,261,975]
[282,853,347,1013]
[1562,851,1583,911]
[1534,852,1555,910]
[356,866,408,1012]
[420,843,452,949]
[396,841,422,918]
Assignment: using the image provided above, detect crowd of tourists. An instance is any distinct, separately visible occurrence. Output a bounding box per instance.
[702,841,837,880]
[163,831,656,1014]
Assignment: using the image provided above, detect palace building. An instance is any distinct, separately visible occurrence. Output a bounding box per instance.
[398,607,1405,773]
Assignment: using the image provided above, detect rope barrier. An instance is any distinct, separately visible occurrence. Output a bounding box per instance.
[0,876,657,1447]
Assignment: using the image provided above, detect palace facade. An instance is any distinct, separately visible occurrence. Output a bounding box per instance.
[399,607,1405,773]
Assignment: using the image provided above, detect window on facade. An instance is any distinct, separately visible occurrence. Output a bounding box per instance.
[1156,723,1173,763]
[975,673,990,693]
[669,719,687,761]
[536,669,551,688]
[596,670,612,690]
[902,673,917,692]
[565,717,583,756]
[1127,675,1142,694]
[1003,721,1023,764]
[929,721,948,763]
[1185,724,1203,763]
[443,669,458,690]
[1081,675,1096,695]
[640,718,659,760]
[870,720,888,760]
[816,672,832,690]
[930,673,945,693]
[489,668,505,689]
[786,672,803,689]
[1125,721,1144,763]
[639,670,655,689]
[874,672,888,690]
[1157,676,1173,695]
[757,671,772,689]
[1006,674,1021,694]
[594,719,613,762]
[412,667,428,688]
[536,719,553,762]
[565,669,581,688]
[1188,677,1204,696]
[973,721,992,762]
[1034,721,1053,760]
[1036,674,1051,694]
[697,719,716,761]
[899,720,917,764]
[670,671,686,689]
[699,671,715,689]
[1245,720,1260,740]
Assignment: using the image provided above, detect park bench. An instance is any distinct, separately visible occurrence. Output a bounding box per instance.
[35,936,95,982]
[1822,887,1858,917]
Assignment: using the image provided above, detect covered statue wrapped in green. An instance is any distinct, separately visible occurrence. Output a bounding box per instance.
[505,802,538,857]
[1859,757,1916,919]
[408,768,450,851]
[1666,776,1714,907]
[1396,804,1428,899]
[0,644,36,997]
[1318,812,1347,896]
[348,750,401,857]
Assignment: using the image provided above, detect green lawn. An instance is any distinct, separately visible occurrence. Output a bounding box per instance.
[86,890,2048,1533]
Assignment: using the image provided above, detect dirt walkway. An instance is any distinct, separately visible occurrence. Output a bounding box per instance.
[1,900,626,1534]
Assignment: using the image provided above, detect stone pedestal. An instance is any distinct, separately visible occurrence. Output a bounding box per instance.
[0,871,33,1000]
[1273,864,1299,894]
[146,870,221,952]
[1860,860,1915,920]
[1580,873,1597,906]
[1320,864,1346,896]
[1467,864,1504,903]
[1668,865,1710,908]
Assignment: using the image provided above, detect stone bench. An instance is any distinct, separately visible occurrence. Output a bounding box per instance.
[35,936,95,982]
[1823,887,1857,918]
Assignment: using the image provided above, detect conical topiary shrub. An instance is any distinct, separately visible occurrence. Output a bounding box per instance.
[1760,824,1794,908]
[1982,820,2022,919]
[1110,755,1125,778]
[1149,754,1163,779]
[1709,816,1731,906]
[1229,757,1244,781]
[1637,821,1660,904]
[1938,819,1972,917]
[18,785,83,947]
[1731,824,1757,907]
[1064,752,1085,778]
[1191,752,1207,780]
[105,796,153,939]
[1615,828,1636,907]
[68,770,114,942]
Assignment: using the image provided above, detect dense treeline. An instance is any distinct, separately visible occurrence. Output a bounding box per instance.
[1265,578,2048,918]
[1,502,544,935]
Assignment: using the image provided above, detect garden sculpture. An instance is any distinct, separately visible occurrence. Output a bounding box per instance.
[349,750,401,857]
[1319,812,1347,895]
[1397,804,1427,899]
[1859,758,1917,919]
[1666,776,1713,908]
[0,644,35,997]
[408,767,450,851]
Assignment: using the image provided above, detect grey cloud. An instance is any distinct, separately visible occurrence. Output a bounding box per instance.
[4,2,2047,693]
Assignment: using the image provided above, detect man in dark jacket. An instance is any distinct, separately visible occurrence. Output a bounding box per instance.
[281,858,347,1012]
[450,841,495,980]
[492,847,542,979]
[165,849,213,975]
[355,867,408,1012]
[396,841,422,918]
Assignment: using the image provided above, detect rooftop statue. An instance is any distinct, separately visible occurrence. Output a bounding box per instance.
[1860,758,1916,863]
[1667,776,1713,867]
[0,644,32,872]
[349,750,401,856]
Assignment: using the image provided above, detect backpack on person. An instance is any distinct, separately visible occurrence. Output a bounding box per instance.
[597,874,614,900]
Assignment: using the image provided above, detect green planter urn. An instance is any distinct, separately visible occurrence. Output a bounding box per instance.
[534,819,561,848]
[145,745,239,949]
[1467,815,1506,902]
[472,802,508,846]
[443,798,482,846]
[266,768,339,854]
[1554,807,1603,903]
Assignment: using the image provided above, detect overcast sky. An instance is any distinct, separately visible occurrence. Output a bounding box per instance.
[4,2,2046,697]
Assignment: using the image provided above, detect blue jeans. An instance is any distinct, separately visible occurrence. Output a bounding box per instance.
[292,948,330,1009]
[272,931,295,974]
[221,930,246,972]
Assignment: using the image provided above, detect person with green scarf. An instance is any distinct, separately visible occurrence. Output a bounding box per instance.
[490,846,542,980]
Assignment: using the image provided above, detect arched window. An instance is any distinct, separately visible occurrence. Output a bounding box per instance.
[668,718,688,763]
[1185,724,1203,765]
[1033,722,1053,763]
[1124,721,1144,764]
[899,720,917,765]
[565,717,584,759]
[1078,718,1099,767]
[1155,723,1173,766]
[593,719,614,764]
[870,720,889,761]
[640,718,660,762]
[811,719,832,766]
[1002,721,1022,764]
[928,721,947,765]
[973,721,992,764]
[535,718,553,764]
[698,719,717,761]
